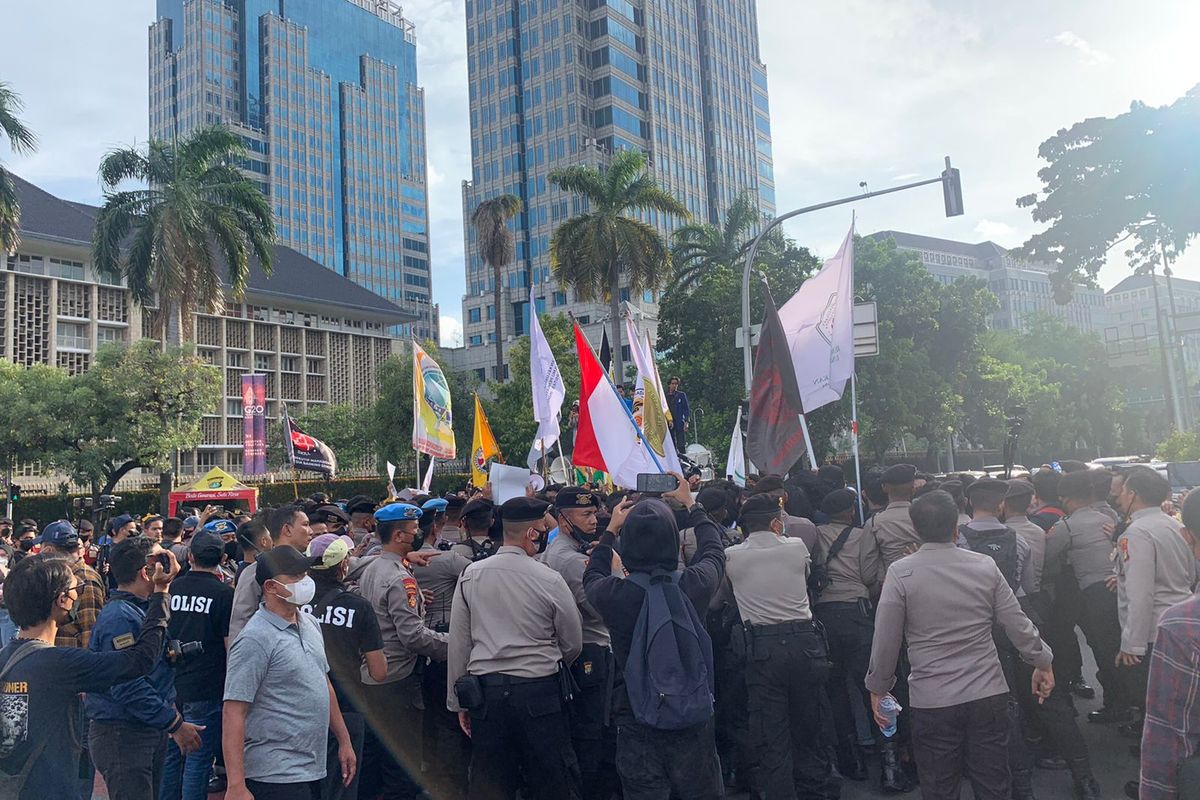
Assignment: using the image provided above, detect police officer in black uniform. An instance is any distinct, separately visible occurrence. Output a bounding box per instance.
[306,532,386,800]
[161,530,234,800]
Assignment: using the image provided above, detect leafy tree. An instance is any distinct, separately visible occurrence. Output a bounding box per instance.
[48,341,222,502]
[92,125,276,345]
[0,361,75,476]
[549,149,688,379]
[670,191,772,292]
[1156,430,1200,462]
[471,194,523,379]
[1017,84,1200,290]
[0,79,37,253]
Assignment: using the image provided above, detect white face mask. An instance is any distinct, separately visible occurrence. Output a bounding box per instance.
[276,575,316,606]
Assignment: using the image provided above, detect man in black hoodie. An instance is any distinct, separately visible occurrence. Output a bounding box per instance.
[583,474,726,800]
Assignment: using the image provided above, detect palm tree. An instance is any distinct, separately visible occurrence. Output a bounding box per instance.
[471,194,523,379]
[549,149,688,378]
[93,125,275,345]
[670,190,768,292]
[0,80,38,254]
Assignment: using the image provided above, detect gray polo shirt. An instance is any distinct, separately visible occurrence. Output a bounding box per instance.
[225,604,330,783]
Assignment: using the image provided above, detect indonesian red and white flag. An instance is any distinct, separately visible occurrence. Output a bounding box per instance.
[571,320,665,489]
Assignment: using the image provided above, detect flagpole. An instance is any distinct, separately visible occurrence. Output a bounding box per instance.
[850,374,865,521]
[797,414,818,471]
[556,439,570,485]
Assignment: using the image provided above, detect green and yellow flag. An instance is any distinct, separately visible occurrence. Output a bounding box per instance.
[412,342,456,459]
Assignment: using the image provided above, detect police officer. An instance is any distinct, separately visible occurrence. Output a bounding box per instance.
[358,502,450,800]
[452,498,498,562]
[1045,470,1132,724]
[410,498,473,800]
[160,529,233,800]
[345,496,378,548]
[863,464,922,572]
[812,489,881,785]
[749,475,817,549]
[542,487,620,800]
[1112,465,1197,736]
[310,505,352,538]
[446,496,583,800]
[306,533,387,800]
[441,495,467,545]
[866,490,1054,800]
[1002,481,1102,800]
[720,493,838,800]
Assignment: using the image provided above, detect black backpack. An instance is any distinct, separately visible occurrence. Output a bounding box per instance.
[960,525,1019,590]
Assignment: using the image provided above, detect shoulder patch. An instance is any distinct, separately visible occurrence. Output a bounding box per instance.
[113,633,136,650]
[1118,537,1131,562]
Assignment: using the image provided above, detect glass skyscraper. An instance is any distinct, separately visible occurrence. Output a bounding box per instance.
[458,0,775,380]
[150,0,437,340]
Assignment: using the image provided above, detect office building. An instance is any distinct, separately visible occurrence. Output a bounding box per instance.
[149,0,437,341]
[456,0,776,381]
[4,174,414,488]
[872,231,1108,333]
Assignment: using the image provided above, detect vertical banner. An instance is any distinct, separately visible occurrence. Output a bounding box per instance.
[412,342,456,459]
[241,374,267,475]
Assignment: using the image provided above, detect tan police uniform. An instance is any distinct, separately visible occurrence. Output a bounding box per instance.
[864,501,922,574]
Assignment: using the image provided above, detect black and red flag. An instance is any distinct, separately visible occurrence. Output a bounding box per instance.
[746,281,810,476]
[283,408,338,477]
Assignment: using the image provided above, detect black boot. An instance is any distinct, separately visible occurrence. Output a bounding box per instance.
[1068,678,1096,700]
[836,739,867,781]
[1067,760,1101,800]
[880,740,914,793]
[1011,768,1036,800]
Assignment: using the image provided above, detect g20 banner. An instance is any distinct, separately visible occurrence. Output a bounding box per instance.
[241,374,267,475]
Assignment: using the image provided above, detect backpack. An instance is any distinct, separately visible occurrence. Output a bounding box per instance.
[960,525,1019,591]
[624,569,715,731]
[0,639,52,791]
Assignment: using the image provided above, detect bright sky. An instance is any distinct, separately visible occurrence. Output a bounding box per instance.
[2,0,1198,348]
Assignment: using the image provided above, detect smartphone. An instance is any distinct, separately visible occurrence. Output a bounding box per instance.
[157,552,172,573]
[636,473,679,495]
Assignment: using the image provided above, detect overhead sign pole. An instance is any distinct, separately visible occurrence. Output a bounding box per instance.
[740,157,964,394]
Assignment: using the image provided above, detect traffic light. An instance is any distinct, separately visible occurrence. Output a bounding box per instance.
[942,156,964,217]
[8,484,20,504]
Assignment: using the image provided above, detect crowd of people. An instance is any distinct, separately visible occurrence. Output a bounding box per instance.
[0,457,1197,800]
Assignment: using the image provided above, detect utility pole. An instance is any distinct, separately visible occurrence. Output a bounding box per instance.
[1161,243,1193,430]
[1149,262,1186,431]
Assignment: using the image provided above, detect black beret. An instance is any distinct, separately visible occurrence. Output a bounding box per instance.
[940,480,964,501]
[696,487,728,514]
[461,497,494,520]
[555,487,601,510]
[740,493,785,518]
[444,494,466,511]
[749,474,785,495]
[965,478,1008,498]
[344,495,378,515]
[881,464,917,485]
[1006,479,1036,498]
[820,488,857,516]
[310,504,350,526]
[499,496,551,523]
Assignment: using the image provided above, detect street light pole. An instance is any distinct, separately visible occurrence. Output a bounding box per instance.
[740,157,963,392]
[1148,262,1186,431]
[1161,243,1193,430]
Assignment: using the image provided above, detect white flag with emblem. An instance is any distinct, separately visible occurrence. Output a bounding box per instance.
[778,223,855,412]
[725,406,746,487]
[527,287,566,470]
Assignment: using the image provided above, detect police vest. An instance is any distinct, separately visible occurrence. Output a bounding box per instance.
[960,525,1019,591]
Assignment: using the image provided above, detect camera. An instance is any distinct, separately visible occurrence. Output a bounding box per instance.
[97,494,121,510]
[166,640,204,661]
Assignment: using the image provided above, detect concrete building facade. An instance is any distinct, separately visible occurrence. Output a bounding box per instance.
[456,0,775,381]
[5,174,414,485]
[149,0,437,341]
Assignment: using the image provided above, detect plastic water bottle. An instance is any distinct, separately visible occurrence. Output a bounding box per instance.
[879,695,902,738]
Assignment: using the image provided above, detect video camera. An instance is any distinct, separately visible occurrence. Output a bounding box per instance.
[166,640,204,661]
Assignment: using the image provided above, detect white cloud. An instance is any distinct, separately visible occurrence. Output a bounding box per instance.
[439,315,463,348]
[974,219,1017,241]
[891,173,921,182]
[1053,31,1112,65]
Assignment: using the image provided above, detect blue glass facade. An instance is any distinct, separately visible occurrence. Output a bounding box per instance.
[150,0,435,340]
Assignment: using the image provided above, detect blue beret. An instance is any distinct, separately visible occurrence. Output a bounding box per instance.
[374,502,423,522]
[421,498,449,513]
[204,519,238,536]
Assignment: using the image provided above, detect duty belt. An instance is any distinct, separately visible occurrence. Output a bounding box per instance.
[478,673,558,687]
[749,619,816,636]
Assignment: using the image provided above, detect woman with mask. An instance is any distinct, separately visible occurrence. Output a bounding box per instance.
[222,545,356,800]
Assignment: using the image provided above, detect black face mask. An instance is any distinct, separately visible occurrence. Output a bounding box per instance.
[534,528,550,554]
[224,540,240,561]
[18,540,34,552]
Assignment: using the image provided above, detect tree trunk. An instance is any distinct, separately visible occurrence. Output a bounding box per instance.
[609,263,623,383]
[493,260,504,381]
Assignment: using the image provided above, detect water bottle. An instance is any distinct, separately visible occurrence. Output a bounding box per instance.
[879,695,902,738]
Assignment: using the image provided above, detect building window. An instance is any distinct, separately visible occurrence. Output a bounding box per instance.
[226,351,245,367]
[468,307,482,323]
[280,356,299,373]
[255,353,273,371]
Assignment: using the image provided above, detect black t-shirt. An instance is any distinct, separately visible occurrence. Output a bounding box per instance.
[167,571,233,703]
[0,593,169,799]
[304,583,383,711]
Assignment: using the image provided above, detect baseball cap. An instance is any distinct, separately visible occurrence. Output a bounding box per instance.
[38,520,80,549]
[254,545,319,586]
[189,530,225,560]
[182,516,200,532]
[307,533,355,569]
[110,513,134,530]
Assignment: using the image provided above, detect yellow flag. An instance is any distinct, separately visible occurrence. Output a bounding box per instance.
[412,342,456,458]
[471,394,503,487]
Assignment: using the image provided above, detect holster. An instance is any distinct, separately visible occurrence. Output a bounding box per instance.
[558,660,580,703]
[453,674,484,711]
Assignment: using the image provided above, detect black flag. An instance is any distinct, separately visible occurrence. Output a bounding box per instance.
[283,410,338,477]
[746,282,809,476]
[598,328,613,380]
